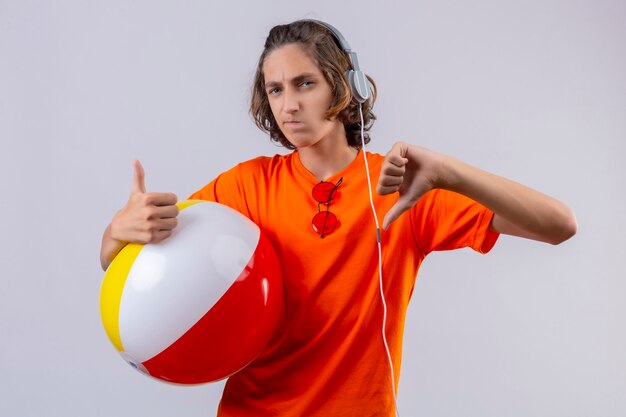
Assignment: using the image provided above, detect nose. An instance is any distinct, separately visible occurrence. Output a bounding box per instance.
[282,88,299,114]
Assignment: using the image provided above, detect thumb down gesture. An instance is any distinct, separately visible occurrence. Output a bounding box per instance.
[377,142,447,230]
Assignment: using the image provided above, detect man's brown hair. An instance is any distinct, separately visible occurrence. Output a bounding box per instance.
[250,20,377,150]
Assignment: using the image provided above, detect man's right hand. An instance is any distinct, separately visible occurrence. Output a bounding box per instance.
[110,160,179,244]
[101,160,179,270]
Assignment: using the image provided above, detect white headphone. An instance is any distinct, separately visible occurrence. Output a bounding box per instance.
[305,20,373,103]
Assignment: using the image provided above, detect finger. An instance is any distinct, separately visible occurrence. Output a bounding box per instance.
[136,218,177,242]
[385,141,409,160]
[154,217,178,231]
[378,161,406,194]
[385,154,409,169]
[378,174,404,188]
[151,229,173,243]
[138,229,173,244]
[152,204,179,219]
[136,203,178,223]
[382,181,432,229]
[377,184,402,195]
[142,192,178,207]
[382,198,415,230]
[131,160,146,194]
[380,161,406,177]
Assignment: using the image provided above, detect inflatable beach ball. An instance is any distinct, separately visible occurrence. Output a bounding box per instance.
[100,200,283,385]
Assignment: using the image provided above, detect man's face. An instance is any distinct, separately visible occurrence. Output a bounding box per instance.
[263,43,343,150]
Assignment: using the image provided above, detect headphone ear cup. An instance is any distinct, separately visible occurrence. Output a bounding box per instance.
[347,70,371,104]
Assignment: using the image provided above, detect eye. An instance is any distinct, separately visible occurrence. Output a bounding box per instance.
[300,81,314,88]
[267,87,281,96]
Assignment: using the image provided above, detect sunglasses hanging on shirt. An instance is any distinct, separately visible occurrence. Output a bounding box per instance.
[311,177,343,238]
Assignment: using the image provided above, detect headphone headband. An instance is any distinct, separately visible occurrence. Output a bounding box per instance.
[303,19,372,103]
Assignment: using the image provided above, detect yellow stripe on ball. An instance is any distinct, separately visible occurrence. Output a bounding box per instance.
[100,243,143,351]
[177,200,202,210]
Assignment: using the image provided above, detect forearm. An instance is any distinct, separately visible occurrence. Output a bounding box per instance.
[441,156,577,244]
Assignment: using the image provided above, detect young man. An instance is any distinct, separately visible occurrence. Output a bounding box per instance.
[100,20,576,417]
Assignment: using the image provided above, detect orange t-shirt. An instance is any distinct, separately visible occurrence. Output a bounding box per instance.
[189,151,498,417]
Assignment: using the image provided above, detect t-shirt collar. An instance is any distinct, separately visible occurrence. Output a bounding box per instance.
[292,149,366,186]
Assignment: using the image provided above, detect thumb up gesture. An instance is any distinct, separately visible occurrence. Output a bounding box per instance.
[110,160,179,244]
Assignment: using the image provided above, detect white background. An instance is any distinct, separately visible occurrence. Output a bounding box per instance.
[1,0,624,416]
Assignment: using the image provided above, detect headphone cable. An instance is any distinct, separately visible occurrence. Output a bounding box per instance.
[358,103,400,417]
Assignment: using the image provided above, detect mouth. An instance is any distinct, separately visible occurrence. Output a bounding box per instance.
[283,120,304,130]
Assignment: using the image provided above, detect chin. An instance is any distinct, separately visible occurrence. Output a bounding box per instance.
[285,136,320,150]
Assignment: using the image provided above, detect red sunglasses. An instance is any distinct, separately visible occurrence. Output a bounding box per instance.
[311,177,343,238]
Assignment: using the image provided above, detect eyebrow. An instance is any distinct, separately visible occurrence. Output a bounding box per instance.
[264,72,319,89]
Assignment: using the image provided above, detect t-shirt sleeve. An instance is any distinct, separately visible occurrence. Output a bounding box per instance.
[410,189,499,255]
[187,164,254,219]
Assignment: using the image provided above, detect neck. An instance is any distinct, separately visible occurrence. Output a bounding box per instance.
[298,129,358,181]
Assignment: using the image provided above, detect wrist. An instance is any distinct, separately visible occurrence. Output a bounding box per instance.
[101,223,127,271]
[109,210,127,242]
[435,154,462,190]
